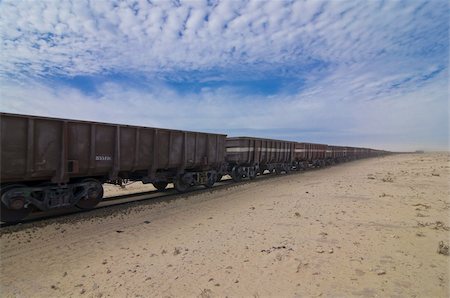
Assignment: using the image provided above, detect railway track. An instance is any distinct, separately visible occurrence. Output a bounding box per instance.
[0,160,366,231]
[0,180,227,229]
[0,171,285,230]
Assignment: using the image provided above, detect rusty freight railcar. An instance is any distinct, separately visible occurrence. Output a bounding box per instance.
[0,113,226,222]
[347,147,357,160]
[355,148,363,159]
[294,142,328,168]
[327,145,348,163]
[225,137,296,181]
[349,147,365,160]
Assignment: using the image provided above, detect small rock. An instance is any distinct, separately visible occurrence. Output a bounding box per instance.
[438,241,449,256]
[296,262,309,272]
[80,289,86,295]
[200,289,212,297]
[62,272,67,277]
[173,247,181,255]
[328,248,334,254]
[376,269,386,275]
[51,285,58,290]
[382,177,393,183]
[316,247,324,253]
[214,283,220,287]
[235,280,239,283]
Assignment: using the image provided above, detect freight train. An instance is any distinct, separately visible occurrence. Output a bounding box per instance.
[0,113,389,222]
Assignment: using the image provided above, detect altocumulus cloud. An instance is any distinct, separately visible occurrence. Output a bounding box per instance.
[0,0,448,151]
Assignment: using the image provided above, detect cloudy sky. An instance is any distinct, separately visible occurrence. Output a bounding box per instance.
[0,0,448,151]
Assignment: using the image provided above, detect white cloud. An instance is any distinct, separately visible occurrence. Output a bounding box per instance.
[1,0,446,76]
[0,0,448,151]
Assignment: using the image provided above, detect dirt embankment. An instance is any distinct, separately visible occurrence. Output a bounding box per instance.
[1,153,449,297]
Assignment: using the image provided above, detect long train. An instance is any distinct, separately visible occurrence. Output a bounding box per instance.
[0,113,390,222]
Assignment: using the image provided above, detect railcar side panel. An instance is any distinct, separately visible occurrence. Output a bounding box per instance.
[225,137,295,166]
[1,115,28,179]
[67,122,90,175]
[0,113,226,184]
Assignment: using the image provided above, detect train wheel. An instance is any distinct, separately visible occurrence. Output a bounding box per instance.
[174,177,190,192]
[0,184,32,223]
[231,167,242,182]
[204,175,215,188]
[249,168,257,180]
[76,179,104,209]
[153,182,168,191]
[284,165,291,174]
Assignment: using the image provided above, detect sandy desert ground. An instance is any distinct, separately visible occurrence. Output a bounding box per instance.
[0,153,449,297]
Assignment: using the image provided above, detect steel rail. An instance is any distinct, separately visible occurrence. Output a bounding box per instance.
[0,171,286,230]
[0,159,369,231]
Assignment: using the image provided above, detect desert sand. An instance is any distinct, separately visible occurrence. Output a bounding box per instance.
[0,153,449,297]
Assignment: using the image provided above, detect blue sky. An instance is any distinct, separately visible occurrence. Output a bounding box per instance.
[0,0,448,151]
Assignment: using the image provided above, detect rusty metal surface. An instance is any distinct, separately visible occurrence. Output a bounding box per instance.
[327,145,347,159]
[225,137,296,166]
[294,142,327,161]
[0,113,226,184]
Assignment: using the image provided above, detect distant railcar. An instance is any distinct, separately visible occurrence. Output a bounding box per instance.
[225,137,295,181]
[294,142,328,168]
[327,145,349,163]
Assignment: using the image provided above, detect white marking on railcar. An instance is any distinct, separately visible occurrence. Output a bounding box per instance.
[95,155,112,161]
[226,147,255,152]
